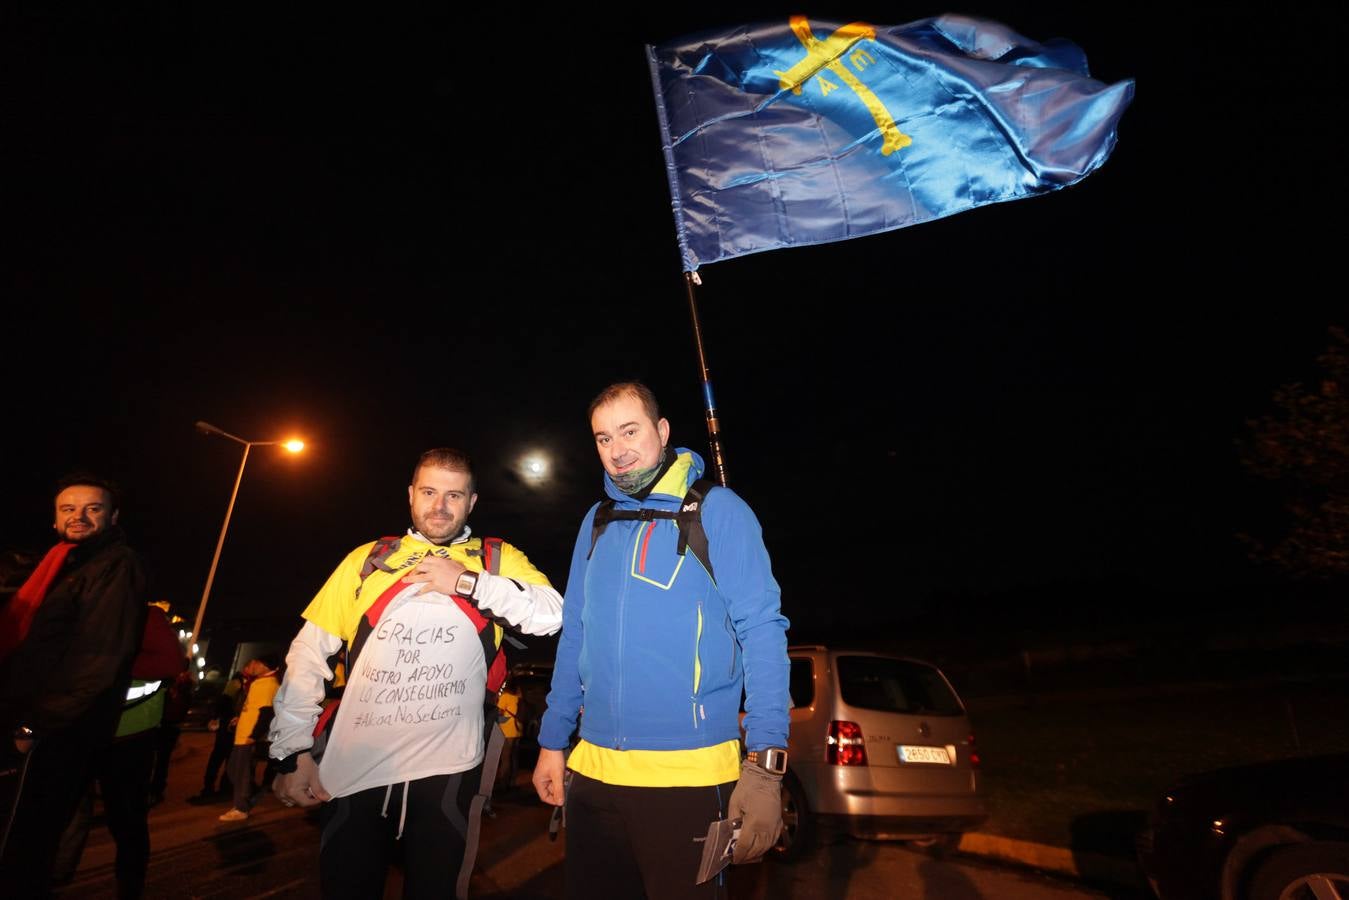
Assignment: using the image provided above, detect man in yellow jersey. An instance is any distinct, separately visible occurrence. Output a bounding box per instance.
[267,448,563,899]
[533,383,789,898]
[218,655,280,822]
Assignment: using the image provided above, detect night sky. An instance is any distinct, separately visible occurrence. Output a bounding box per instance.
[3,5,1343,651]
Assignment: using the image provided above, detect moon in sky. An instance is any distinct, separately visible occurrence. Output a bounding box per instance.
[518,451,550,486]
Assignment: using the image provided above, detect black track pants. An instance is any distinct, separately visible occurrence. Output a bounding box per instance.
[564,772,734,900]
[318,765,480,900]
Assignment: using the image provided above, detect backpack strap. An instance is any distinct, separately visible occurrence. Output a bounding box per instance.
[311,571,407,747]
[589,504,677,557]
[348,537,410,661]
[356,535,403,594]
[588,500,617,560]
[676,479,716,582]
[586,480,718,583]
[459,698,509,900]
[456,535,526,900]
[473,537,509,696]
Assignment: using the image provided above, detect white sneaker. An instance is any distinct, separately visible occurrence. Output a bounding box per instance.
[218,808,249,822]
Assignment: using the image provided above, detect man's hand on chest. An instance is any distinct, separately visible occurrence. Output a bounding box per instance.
[400,552,471,597]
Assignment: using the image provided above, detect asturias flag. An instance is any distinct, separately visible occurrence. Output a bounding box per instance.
[646,14,1135,271]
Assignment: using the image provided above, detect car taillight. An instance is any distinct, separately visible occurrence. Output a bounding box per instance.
[968,731,980,769]
[827,720,867,766]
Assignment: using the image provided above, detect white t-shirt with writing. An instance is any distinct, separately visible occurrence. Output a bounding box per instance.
[318,584,485,798]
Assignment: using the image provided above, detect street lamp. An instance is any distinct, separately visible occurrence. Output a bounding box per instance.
[189,421,304,658]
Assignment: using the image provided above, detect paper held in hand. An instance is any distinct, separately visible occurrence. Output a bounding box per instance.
[694,816,743,884]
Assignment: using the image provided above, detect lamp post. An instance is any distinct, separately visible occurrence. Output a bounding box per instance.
[189,421,304,659]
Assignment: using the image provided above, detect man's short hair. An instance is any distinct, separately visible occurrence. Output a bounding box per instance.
[413,448,476,494]
[588,382,662,425]
[53,471,121,511]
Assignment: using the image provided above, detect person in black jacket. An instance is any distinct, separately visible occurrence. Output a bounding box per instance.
[0,473,147,898]
[186,673,242,804]
[148,645,196,807]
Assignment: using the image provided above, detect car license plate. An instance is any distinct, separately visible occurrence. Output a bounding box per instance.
[898,744,954,765]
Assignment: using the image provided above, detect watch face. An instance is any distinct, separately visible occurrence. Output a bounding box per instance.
[763,748,788,773]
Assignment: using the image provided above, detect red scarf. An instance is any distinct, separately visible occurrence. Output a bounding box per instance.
[0,542,76,662]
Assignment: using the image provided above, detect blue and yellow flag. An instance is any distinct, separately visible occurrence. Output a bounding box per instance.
[646,14,1134,271]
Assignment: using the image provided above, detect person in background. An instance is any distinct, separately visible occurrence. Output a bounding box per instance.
[218,656,280,822]
[52,604,182,897]
[0,473,148,899]
[148,656,195,807]
[186,672,242,805]
[495,677,523,794]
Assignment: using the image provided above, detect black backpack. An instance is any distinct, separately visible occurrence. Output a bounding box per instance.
[587,479,718,582]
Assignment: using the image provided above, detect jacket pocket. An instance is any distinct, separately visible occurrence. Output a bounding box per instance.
[629,521,686,590]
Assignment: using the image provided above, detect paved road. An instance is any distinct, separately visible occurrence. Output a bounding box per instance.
[57,733,1140,899]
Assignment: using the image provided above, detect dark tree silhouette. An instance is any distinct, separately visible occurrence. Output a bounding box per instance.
[1240,327,1349,578]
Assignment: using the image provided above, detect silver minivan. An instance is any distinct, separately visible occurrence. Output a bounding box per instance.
[773,646,987,859]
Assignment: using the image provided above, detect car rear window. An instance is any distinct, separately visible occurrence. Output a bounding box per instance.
[837,656,964,716]
[788,657,814,708]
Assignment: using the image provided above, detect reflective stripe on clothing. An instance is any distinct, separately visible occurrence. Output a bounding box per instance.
[114,680,166,738]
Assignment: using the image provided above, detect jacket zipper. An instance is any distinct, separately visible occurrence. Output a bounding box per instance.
[725,614,738,677]
[692,601,704,727]
[615,522,637,749]
[638,521,656,574]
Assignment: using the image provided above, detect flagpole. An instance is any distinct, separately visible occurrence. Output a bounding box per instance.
[684,271,729,487]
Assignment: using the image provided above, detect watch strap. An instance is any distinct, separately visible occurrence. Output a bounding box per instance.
[275,750,309,774]
[746,746,788,775]
[456,570,479,597]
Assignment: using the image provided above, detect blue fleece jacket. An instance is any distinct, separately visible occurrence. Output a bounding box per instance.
[539,449,789,753]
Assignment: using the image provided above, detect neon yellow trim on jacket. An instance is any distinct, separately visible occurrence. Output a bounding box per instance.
[694,604,703,695]
[629,527,686,589]
[626,455,696,590]
[651,453,693,498]
[567,739,741,787]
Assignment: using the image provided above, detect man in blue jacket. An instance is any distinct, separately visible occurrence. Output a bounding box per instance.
[533,382,789,899]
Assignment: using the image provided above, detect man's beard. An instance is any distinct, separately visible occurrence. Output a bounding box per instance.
[60,521,98,542]
[415,513,462,543]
